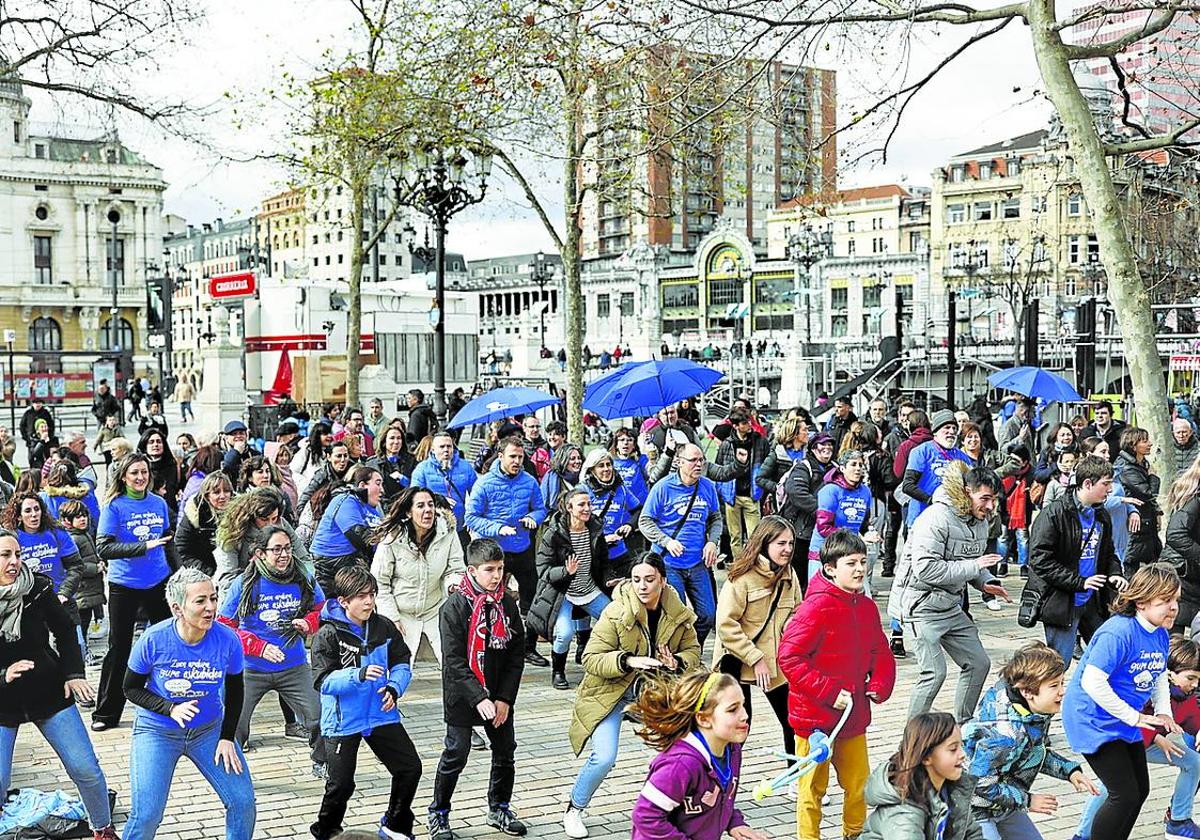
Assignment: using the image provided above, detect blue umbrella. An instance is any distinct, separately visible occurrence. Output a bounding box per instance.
[583,358,725,419]
[446,386,561,430]
[987,366,1083,403]
[583,360,652,402]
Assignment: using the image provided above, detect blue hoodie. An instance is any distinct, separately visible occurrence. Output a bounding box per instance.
[410,450,477,530]
[905,441,972,527]
[310,599,412,737]
[465,457,546,553]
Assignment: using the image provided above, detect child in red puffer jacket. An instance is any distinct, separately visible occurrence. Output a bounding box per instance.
[778,529,896,840]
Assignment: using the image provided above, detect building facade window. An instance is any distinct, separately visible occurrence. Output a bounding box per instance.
[105,237,125,285]
[831,287,848,310]
[662,284,699,308]
[1002,198,1020,219]
[33,235,52,284]
[973,201,993,221]
[708,279,743,306]
[619,291,634,316]
[947,203,967,223]
[1007,157,1021,177]
[831,314,848,337]
[979,162,992,179]
[597,293,611,318]
[28,317,61,351]
[101,318,135,352]
[1067,193,1084,216]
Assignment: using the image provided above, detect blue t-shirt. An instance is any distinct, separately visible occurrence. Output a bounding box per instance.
[1075,505,1101,607]
[809,482,873,557]
[587,483,640,560]
[218,575,325,673]
[128,619,244,731]
[1063,614,1169,754]
[612,455,649,505]
[905,442,971,526]
[98,493,171,589]
[310,492,382,557]
[641,474,720,569]
[17,528,78,591]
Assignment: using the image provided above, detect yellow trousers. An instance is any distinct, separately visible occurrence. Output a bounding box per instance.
[725,495,761,556]
[795,733,869,840]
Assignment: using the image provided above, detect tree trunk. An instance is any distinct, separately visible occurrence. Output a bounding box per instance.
[562,0,585,444]
[1028,0,1174,490]
[346,176,365,409]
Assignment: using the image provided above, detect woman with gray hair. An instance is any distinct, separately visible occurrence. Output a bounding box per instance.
[122,566,255,840]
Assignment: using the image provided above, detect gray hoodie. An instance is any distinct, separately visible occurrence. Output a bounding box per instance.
[861,761,982,840]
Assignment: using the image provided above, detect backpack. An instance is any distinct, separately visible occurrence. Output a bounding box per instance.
[775,458,813,522]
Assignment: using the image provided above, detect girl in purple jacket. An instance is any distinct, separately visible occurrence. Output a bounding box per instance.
[629,671,768,840]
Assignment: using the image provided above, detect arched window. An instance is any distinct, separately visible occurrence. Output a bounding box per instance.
[28,317,61,351]
[101,317,135,352]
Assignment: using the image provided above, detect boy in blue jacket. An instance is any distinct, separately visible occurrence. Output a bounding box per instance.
[309,566,420,840]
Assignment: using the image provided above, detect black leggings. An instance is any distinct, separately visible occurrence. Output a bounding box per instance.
[741,681,795,758]
[1084,738,1150,840]
[94,580,171,724]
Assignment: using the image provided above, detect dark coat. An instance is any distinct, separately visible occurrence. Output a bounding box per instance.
[91,390,121,423]
[439,587,524,726]
[1082,419,1126,462]
[527,512,610,641]
[407,404,438,448]
[0,574,84,726]
[1115,450,1161,569]
[19,406,53,445]
[366,451,417,507]
[1163,496,1200,606]
[1026,491,1120,628]
[64,527,105,609]
[176,495,220,576]
[778,453,826,540]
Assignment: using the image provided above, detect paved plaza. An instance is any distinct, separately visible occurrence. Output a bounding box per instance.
[9,575,1180,839]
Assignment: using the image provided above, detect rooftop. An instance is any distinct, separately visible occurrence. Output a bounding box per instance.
[955,129,1049,159]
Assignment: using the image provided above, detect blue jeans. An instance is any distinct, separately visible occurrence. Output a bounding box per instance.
[666,563,715,644]
[569,701,627,809]
[1076,735,1200,834]
[552,593,611,655]
[1044,614,1081,669]
[0,705,110,830]
[979,810,1042,840]
[125,719,256,840]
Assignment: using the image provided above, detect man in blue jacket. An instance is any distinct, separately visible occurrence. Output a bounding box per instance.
[411,432,477,551]
[465,436,549,666]
[638,443,723,645]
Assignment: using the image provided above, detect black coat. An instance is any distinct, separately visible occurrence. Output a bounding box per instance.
[366,451,417,508]
[1115,451,1161,569]
[1026,491,1120,628]
[64,527,105,609]
[439,588,524,726]
[176,496,220,576]
[91,391,121,423]
[19,406,53,446]
[527,513,610,641]
[407,404,438,448]
[1163,496,1200,606]
[778,454,825,540]
[0,574,84,726]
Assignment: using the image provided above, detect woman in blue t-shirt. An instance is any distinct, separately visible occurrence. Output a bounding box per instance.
[1061,564,1182,840]
[91,453,174,731]
[123,567,255,840]
[310,465,384,594]
[3,491,81,596]
[218,525,326,776]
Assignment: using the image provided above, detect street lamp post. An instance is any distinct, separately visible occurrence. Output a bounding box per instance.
[786,225,833,358]
[107,209,121,355]
[529,251,556,352]
[395,145,492,423]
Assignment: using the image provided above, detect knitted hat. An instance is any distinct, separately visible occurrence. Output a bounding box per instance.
[931,409,958,433]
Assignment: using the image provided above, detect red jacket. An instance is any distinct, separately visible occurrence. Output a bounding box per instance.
[777,571,896,739]
[1142,689,1200,747]
[893,427,933,479]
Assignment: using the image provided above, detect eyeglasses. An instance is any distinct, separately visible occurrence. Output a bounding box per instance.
[265,546,293,557]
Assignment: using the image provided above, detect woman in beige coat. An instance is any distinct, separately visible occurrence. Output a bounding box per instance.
[561,553,701,839]
[370,486,464,665]
[713,514,802,757]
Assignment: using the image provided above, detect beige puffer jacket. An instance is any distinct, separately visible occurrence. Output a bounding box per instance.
[711,559,800,690]
[371,510,464,622]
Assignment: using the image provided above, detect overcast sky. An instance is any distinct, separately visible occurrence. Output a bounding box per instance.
[29,0,1053,261]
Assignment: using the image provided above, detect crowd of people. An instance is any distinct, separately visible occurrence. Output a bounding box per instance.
[3,385,1200,840]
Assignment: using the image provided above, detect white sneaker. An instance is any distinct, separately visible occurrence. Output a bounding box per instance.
[822,792,832,806]
[985,599,1004,612]
[563,805,589,838]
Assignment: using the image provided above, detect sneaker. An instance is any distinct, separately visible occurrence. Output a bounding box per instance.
[284,722,309,740]
[563,804,588,838]
[889,635,906,658]
[1074,639,1084,660]
[93,827,120,840]
[985,598,1004,612]
[487,805,528,836]
[90,719,113,732]
[1166,817,1200,840]
[471,729,489,750]
[427,810,459,840]
[378,822,414,840]
[311,762,327,779]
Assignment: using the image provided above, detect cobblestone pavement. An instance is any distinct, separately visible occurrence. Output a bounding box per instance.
[9,576,1180,839]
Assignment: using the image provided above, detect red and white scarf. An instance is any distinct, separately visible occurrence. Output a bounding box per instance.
[459,575,511,690]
